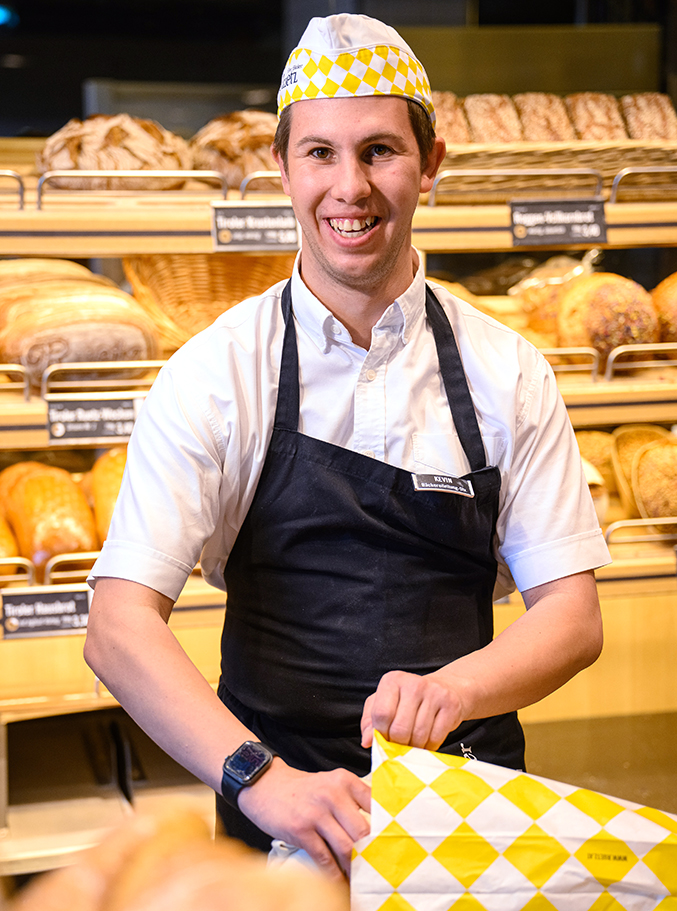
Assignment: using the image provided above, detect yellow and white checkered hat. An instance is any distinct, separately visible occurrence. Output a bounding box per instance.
[277,13,436,127]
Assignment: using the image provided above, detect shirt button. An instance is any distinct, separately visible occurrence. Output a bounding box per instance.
[362,450,375,458]
[331,323,342,335]
[366,369,377,381]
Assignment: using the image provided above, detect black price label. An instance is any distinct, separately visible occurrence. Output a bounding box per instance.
[2,588,90,638]
[511,199,607,246]
[48,398,141,443]
[211,203,299,251]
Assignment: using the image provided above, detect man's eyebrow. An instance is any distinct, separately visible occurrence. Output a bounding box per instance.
[294,131,405,147]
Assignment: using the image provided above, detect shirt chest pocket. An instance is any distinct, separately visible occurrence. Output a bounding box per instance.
[413,432,507,477]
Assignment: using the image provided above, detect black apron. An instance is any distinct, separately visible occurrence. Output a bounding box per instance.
[216,281,524,849]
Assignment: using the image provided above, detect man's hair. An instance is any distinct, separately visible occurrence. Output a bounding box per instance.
[272,98,437,173]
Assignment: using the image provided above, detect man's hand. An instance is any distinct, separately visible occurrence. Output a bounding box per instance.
[237,759,371,881]
[360,670,465,752]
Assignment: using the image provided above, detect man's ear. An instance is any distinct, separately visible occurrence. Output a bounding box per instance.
[419,135,447,195]
[271,145,291,196]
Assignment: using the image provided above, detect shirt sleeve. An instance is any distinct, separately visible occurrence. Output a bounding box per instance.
[88,359,228,601]
[496,354,611,595]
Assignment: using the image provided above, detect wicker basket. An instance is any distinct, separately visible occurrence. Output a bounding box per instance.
[434,140,677,204]
[123,252,296,351]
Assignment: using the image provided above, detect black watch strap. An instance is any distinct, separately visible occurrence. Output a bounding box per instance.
[220,741,277,809]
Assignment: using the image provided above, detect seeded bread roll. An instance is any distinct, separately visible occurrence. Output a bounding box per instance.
[190,110,280,191]
[431,91,471,143]
[463,94,523,143]
[36,113,192,190]
[513,92,576,141]
[565,93,628,140]
[620,92,677,140]
[650,272,677,342]
[557,272,659,361]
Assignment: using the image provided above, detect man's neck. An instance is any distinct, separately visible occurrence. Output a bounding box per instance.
[298,250,419,350]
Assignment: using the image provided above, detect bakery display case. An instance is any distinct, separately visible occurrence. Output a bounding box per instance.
[2,110,677,877]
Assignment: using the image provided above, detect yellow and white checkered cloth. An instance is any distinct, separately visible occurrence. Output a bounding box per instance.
[277,14,435,126]
[351,732,677,910]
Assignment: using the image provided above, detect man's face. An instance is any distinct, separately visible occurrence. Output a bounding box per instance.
[272,96,443,300]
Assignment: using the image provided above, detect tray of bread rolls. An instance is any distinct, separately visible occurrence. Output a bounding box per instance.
[431,90,677,203]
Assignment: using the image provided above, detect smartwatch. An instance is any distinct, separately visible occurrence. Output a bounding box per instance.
[221,741,277,809]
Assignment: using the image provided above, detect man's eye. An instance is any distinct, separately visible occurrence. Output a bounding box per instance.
[370,145,392,157]
[311,148,331,159]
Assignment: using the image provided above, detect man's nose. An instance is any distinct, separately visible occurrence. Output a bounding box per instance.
[331,157,371,203]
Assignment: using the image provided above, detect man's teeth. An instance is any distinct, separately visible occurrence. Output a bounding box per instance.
[329,216,377,236]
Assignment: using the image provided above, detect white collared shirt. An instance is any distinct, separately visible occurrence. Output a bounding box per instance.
[90,253,610,601]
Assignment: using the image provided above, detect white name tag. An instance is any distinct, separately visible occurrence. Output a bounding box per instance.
[411,474,475,497]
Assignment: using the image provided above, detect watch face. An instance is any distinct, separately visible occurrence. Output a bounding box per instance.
[224,741,271,783]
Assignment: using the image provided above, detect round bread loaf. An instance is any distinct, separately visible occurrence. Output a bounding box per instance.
[650,272,677,342]
[36,113,192,190]
[557,272,659,361]
[190,110,280,191]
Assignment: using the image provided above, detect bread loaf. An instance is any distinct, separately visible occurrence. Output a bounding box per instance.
[650,272,677,342]
[0,258,115,289]
[36,114,192,190]
[431,91,471,143]
[0,513,19,577]
[633,438,677,532]
[620,92,677,140]
[2,463,98,579]
[557,272,659,360]
[565,93,627,140]
[0,280,160,390]
[575,430,616,494]
[91,446,127,544]
[190,110,280,191]
[463,94,523,142]
[513,92,576,141]
[10,805,350,911]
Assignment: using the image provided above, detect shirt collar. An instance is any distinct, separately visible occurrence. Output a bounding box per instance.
[289,249,427,353]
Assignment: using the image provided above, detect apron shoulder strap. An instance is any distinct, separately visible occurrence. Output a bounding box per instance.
[273,280,300,432]
[425,284,487,472]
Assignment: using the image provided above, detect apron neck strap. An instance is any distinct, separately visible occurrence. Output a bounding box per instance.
[425,284,487,472]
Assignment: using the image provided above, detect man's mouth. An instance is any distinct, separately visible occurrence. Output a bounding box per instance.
[328,216,378,238]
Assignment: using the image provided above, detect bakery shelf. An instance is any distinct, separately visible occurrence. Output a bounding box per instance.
[2,197,677,256]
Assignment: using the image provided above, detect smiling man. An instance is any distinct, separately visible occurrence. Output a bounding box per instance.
[84,14,610,883]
